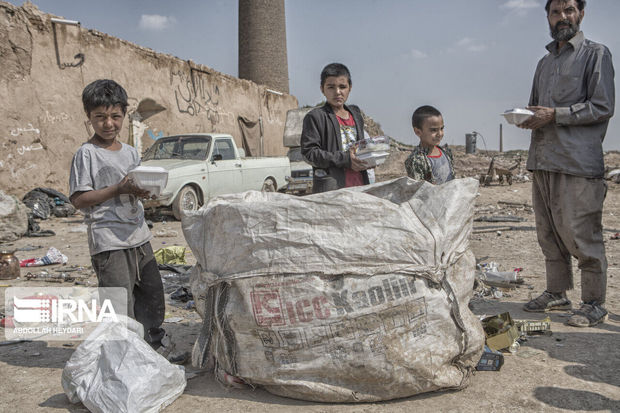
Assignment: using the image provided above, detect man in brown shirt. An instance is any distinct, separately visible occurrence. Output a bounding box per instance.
[519,0,615,327]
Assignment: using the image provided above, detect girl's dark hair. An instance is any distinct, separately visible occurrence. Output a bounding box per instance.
[320,63,352,87]
[82,79,128,115]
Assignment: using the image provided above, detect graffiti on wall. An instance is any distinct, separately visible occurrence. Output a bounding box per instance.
[10,123,40,136]
[1,121,46,178]
[147,130,164,140]
[170,69,221,128]
[42,111,71,124]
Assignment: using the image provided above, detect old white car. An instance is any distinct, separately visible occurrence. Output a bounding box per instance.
[142,133,290,219]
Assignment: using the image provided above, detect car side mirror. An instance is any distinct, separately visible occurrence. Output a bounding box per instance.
[212,154,223,163]
[238,148,245,158]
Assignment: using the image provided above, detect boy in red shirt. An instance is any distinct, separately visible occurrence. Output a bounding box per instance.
[301,63,370,193]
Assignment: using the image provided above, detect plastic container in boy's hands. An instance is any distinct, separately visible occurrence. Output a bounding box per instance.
[350,136,390,167]
[127,166,168,197]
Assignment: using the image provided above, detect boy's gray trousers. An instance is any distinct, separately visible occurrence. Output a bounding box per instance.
[91,242,165,343]
[532,170,607,304]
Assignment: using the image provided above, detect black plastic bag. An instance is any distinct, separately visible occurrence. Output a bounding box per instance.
[22,191,51,219]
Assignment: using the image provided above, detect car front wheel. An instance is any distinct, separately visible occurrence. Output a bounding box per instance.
[172,185,199,220]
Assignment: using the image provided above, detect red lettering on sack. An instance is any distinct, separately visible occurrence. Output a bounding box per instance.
[295,299,313,323]
[312,296,331,319]
[251,291,285,326]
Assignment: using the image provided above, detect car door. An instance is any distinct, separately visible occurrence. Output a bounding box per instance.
[207,138,243,197]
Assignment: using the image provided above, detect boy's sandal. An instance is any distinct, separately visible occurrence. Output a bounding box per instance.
[567,302,608,327]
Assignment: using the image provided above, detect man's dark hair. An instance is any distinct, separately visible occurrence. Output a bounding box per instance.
[82,79,128,115]
[545,0,586,13]
[412,105,442,129]
[320,63,352,87]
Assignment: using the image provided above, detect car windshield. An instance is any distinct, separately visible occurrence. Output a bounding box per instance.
[143,136,211,161]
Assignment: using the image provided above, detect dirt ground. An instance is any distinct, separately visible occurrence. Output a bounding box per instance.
[1,153,619,412]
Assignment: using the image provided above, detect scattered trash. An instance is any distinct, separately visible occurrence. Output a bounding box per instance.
[216,365,251,389]
[154,246,186,265]
[473,225,536,234]
[22,187,75,220]
[611,232,620,240]
[164,317,184,323]
[482,312,520,351]
[515,317,552,336]
[158,264,192,274]
[0,338,31,346]
[476,345,504,371]
[154,229,178,237]
[606,168,620,182]
[184,370,203,380]
[476,262,524,289]
[0,316,15,328]
[474,215,525,223]
[0,250,20,280]
[185,300,195,310]
[25,271,76,282]
[62,317,186,413]
[26,215,56,237]
[54,266,85,273]
[170,286,193,302]
[508,340,520,354]
[160,266,192,296]
[68,225,88,233]
[19,247,68,267]
[14,245,43,252]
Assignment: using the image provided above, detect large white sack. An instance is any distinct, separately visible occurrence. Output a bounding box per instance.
[61,317,186,413]
[184,177,485,402]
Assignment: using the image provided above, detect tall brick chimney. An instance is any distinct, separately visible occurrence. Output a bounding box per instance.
[238,0,289,93]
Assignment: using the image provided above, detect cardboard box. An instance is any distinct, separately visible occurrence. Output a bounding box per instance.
[482,312,520,351]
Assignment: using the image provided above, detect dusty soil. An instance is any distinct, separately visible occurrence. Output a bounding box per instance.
[1,149,619,412]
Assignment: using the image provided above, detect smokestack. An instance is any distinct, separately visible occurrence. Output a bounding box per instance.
[238,0,289,93]
[499,123,503,153]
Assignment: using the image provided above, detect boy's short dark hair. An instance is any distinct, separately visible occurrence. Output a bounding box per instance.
[545,0,586,13]
[82,79,129,115]
[412,105,442,129]
[320,63,352,87]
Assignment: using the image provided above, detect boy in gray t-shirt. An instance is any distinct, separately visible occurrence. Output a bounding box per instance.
[69,80,171,354]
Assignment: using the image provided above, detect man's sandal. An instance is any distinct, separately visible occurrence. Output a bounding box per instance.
[523,291,572,312]
[567,302,608,327]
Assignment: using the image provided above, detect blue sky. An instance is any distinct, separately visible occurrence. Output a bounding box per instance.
[12,0,620,150]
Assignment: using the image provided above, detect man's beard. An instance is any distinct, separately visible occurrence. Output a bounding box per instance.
[550,19,580,42]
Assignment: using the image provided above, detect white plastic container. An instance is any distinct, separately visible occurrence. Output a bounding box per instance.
[128,166,168,196]
[357,151,390,166]
[353,136,390,167]
[501,108,534,125]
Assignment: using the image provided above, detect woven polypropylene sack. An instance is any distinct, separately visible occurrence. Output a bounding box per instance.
[184,177,484,402]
